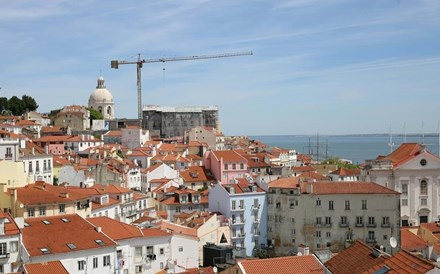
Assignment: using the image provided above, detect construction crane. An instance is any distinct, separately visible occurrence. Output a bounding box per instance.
[110,51,253,120]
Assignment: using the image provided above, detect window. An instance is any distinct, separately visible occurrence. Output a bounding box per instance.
[316,217,322,225]
[402,184,408,195]
[382,217,390,225]
[232,163,236,170]
[78,260,86,271]
[224,164,228,170]
[240,200,245,209]
[59,204,65,213]
[291,228,296,235]
[316,231,321,238]
[325,217,331,225]
[160,248,164,255]
[362,200,367,210]
[9,241,18,252]
[328,201,334,210]
[341,216,348,225]
[240,163,244,169]
[316,199,321,206]
[28,207,35,217]
[0,243,6,256]
[421,180,428,195]
[368,217,375,226]
[326,232,331,238]
[368,231,375,241]
[160,262,164,269]
[421,198,428,206]
[28,162,33,173]
[93,257,98,268]
[135,246,142,257]
[345,200,350,210]
[291,218,295,223]
[179,246,183,252]
[36,161,40,172]
[402,199,408,206]
[135,265,143,273]
[356,216,363,226]
[103,255,111,266]
[232,200,236,210]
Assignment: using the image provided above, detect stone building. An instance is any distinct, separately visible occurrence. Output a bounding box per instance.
[142,105,219,138]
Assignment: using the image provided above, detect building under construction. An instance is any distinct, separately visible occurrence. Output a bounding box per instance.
[142,105,219,138]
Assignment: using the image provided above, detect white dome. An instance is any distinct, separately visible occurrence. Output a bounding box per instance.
[89,76,114,103]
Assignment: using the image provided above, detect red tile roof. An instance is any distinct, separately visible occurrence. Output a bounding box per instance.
[22,214,116,257]
[180,166,213,182]
[301,181,400,195]
[88,217,144,240]
[380,143,425,167]
[401,228,428,252]
[324,240,389,274]
[330,168,361,176]
[268,177,299,189]
[364,250,435,274]
[224,179,265,194]
[0,210,20,235]
[24,261,69,274]
[13,182,89,205]
[292,165,316,172]
[239,255,324,274]
[211,150,247,163]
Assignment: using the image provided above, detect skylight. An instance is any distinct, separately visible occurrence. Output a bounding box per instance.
[95,239,105,246]
[61,218,70,223]
[67,243,77,250]
[42,220,51,225]
[24,222,30,227]
[40,248,50,254]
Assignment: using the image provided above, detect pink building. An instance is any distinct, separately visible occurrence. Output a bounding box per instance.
[204,150,248,184]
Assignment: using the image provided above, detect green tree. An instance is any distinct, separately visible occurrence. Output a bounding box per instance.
[22,94,39,112]
[87,107,104,126]
[0,97,8,112]
[8,96,24,115]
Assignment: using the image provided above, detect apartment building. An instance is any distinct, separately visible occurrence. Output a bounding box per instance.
[204,150,248,184]
[209,179,267,257]
[267,179,400,255]
[362,143,440,226]
[0,211,21,273]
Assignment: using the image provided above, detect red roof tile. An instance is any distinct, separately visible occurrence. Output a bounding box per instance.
[24,261,69,274]
[301,181,400,195]
[211,150,247,163]
[380,143,425,167]
[239,255,324,274]
[401,228,428,252]
[324,240,388,274]
[363,250,435,274]
[268,177,299,189]
[88,217,144,240]
[22,214,116,257]
[0,210,20,235]
[330,168,361,176]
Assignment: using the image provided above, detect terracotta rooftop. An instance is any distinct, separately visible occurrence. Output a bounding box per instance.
[301,181,400,195]
[88,217,144,240]
[24,261,69,274]
[330,167,361,176]
[224,179,265,194]
[12,182,89,205]
[239,255,325,274]
[211,150,247,162]
[22,214,116,257]
[379,143,426,167]
[180,166,213,182]
[268,177,300,189]
[401,228,428,252]
[364,249,435,274]
[0,210,20,236]
[325,240,389,274]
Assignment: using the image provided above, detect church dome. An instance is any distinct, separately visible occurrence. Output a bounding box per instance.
[89,76,114,103]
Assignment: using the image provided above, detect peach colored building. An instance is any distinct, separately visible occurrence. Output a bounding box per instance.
[204,150,248,184]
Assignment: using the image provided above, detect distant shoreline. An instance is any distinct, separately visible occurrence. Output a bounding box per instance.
[250,133,440,138]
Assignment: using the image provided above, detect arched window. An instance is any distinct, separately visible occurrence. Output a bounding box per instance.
[107,106,112,115]
[98,106,102,114]
[420,180,428,195]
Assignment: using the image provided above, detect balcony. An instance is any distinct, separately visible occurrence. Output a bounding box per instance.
[366,238,377,244]
[367,223,377,228]
[253,231,260,237]
[232,233,246,239]
[231,205,245,212]
[0,253,10,259]
[4,153,13,160]
[315,223,323,228]
[253,218,260,224]
[381,223,391,228]
[339,222,349,228]
[252,204,260,211]
[355,223,364,228]
[324,223,332,228]
[231,219,246,225]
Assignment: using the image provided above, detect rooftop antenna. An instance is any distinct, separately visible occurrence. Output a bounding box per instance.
[437,121,440,156]
[421,121,425,145]
[388,124,395,153]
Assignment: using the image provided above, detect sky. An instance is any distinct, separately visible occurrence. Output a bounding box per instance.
[1,0,440,136]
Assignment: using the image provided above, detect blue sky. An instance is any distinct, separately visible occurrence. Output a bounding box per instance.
[1,0,440,135]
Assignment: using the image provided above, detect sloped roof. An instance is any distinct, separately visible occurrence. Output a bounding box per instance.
[330,168,361,176]
[380,143,425,167]
[269,177,299,189]
[364,249,435,274]
[180,166,213,182]
[211,150,247,162]
[0,210,20,235]
[24,261,69,274]
[401,228,428,252]
[325,240,389,274]
[22,214,116,257]
[239,255,325,274]
[88,217,144,240]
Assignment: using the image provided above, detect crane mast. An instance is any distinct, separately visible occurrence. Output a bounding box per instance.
[111,51,253,120]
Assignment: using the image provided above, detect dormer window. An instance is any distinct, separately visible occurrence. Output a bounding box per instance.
[40,247,50,254]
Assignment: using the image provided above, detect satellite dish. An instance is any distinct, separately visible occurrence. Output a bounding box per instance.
[19,203,24,209]
[389,237,397,248]
[213,266,218,273]
[297,251,303,256]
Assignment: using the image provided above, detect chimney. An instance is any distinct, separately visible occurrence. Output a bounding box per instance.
[306,183,313,194]
[0,218,4,235]
[45,145,49,154]
[31,147,35,155]
[96,226,102,233]
[60,192,69,198]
